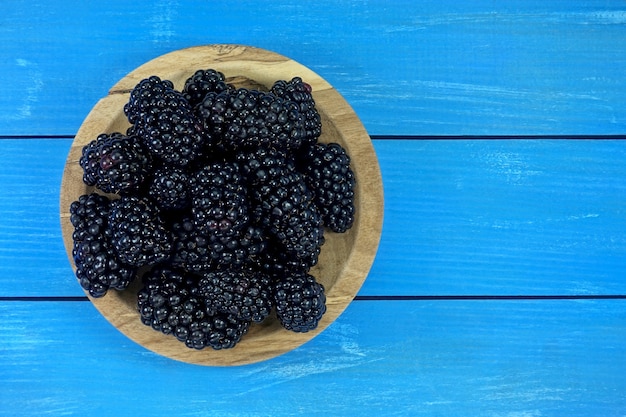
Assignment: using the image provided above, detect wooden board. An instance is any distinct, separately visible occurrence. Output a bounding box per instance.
[58,45,384,366]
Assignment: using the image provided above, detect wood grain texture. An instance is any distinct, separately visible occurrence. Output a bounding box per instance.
[2,299,625,416]
[2,1,626,136]
[58,45,384,366]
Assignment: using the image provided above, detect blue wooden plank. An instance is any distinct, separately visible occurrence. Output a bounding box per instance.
[363,139,626,296]
[0,139,74,295]
[1,299,625,416]
[2,138,626,297]
[2,1,626,136]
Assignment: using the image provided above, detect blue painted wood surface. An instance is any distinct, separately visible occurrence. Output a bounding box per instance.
[2,0,626,415]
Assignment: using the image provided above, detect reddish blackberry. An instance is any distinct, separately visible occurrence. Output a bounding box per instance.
[301,142,356,233]
[147,165,191,212]
[196,88,306,153]
[108,196,173,267]
[273,271,326,332]
[271,77,321,146]
[69,193,136,297]
[79,132,150,194]
[189,161,249,236]
[182,69,232,107]
[137,266,250,350]
[171,216,267,273]
[249,162,324,270]
[198,267,273,323]
[126,76,207,167]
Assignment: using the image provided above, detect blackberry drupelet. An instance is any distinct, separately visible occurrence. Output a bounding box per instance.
[126,76,207,167]
[147,165,191,212]
[189,161,249,236]
[273,271,326,332]
[198,267,273,323]
[69,193,136,297]
[79,132,150,194]
[300,142,356,233]
[182,69,232,107]
[196,88,306,153]
[271,77,321,147]
[108,196,173,267]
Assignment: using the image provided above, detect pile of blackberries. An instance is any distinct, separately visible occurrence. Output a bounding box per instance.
[69,69,356,350]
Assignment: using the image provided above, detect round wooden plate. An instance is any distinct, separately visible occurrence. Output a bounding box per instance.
[59,44,384,366]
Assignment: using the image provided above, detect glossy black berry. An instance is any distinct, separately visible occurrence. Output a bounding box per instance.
[125,76,207,167]
[196,88,306,153]
[271,77,321,146]
[274,271,326,332]
[69,193,136,297]
[300,142,356,233]
[189,161,249,236]
[147,165,191,212]
[182,69,233,107]
[79,132,150,194]
[198,267,273,323]
[108,196,173,267]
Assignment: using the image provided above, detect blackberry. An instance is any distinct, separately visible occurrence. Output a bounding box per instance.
[147,165,191,212]
[171,216,267,273]
[108,196,173,267]
[301,142,356,233]
[137,266,250,350]
[189,161,249,236]
[198,267,273,323]
[271,77,321,146]
[273,271,326,332]
[79,132,150,194]
[126,76,206,167]
[182,69,232,107]
[196,88,306,153]
[124,76,175,125]
[69,193,136,297]
[236,147,293,186]
[248,161,324,270]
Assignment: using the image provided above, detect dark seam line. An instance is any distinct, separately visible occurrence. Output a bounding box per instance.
[354,295,626,301]
[369,135,626,140]
[2,295,626,302]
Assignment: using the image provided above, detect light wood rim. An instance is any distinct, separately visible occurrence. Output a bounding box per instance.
[59,44,383,366]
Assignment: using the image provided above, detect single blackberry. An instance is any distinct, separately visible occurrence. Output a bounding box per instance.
[189,161,249,236]
[300,142,356,233]
[236,147,293,187]
[137,266,250,350]
[171,216,267,273]
[69,193,136,297]
[108,196,173,267]
[248,162,324,270]
[147,165,191,212]
[124,76,175,125]
[198,267,273,323]
[79,132,151,194]
[271,77,321,146]
[182,69,232,107]
[196,88,306,153]
[126,76,207,167]
[273,271,326,332]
